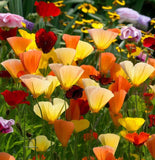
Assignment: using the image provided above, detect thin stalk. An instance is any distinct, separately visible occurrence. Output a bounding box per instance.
[23,106,26,160]
[74,133,78,160]
[50,125,54,160]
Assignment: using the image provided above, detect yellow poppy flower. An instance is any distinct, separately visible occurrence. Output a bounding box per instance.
[82,78,100,88]
[54,48,76,65]
[71,119,90,133]
[85,86,114,113]
[78,3,97,14]
[20,74,50,98]
[74,40,94,61]
[44,75,60,99]
[49,64,84,90]
[120,60,155,86]
[33,98,68,124]
[29,135,51,152]
[118,117,145,131]
[98,133,120,153]
[150,85,155,94]
[88,29,118,51]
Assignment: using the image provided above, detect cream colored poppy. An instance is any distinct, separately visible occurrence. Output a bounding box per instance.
[33,98,68,124]
[49,63,84,90]
[20,74,50,98]
[120,60,155,86]
[29,135,51,152]
[74,40,94,61]
[98,133,120,154]
[82,78,100,88]
[88,29,118,50]
[54,48,76,65]
[85,86,114,113]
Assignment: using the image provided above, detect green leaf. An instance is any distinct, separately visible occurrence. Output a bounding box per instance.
[0,0,8,10]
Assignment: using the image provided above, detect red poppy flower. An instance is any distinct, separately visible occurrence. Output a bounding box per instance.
[65,85,83,99]
[1,90,30,109]
[0,27,17,40]
[125,132,150,146]
[34,1,60,18]
[32,155,45,160]
[90,74,114,85]
[0,71,11,78]
[148,114,155,128]
[143,37,155,50]
[35,28,57,53]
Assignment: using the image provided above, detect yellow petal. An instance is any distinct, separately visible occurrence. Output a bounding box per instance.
[71,119,90,133]
[88,29,118,50]
[49,64,84,90]
[55,48,76,65]
[118,117,145,131]
[20,74,50,98]
[150,85,155,94]
[120,61,155,86]
[75,40,94,61]
[85,86,114,113]
[98,133,120,154]
[29,135,51,152]
[82,78,100,88]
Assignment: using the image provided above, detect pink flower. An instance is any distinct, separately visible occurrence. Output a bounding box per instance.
[0,117,15,133]
[120,26,142,42]
[0,13,24,28]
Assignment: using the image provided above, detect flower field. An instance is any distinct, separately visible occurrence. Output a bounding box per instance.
[0,0,155,160]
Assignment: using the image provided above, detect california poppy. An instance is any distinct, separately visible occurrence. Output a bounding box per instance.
[20,74,50,98]
[145,134,155,158]
[33,98,68,124]
[19,50,42,74]
[54,119,74,147]
[54,48,76,65]
[49,63,84,90]
[99,52,116,75]
[35,28,57,53]
[120,60,155,86]
[85,86,114,113]
[7,37,32,56]
[29,135,51,152]
[88,28,118,51]
[148,114,155,127]
[83,130,98,141]
[1,90,30,108]
[118,117,145,131]
[0,152,15,160]
[34,1,60,18]
[1,59,24,79]
[98,133,120,153]
[147,57,155,79]
[62,34,81,49]
[125,132,150,146]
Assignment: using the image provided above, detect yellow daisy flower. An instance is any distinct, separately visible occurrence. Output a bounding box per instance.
[108,11,120,22]
[78,3,97,14]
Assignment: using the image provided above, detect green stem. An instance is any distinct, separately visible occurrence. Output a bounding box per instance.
[50,125,54,160]
[74,133,78,160]
[23,105,26,160]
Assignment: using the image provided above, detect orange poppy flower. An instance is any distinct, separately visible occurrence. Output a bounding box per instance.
[0,152,15,160]
[108,28,121,34]
[7,37,32,56]
[19,50,42,74]
[93,146,116,160]
[147,57,155,79]
[109,76,131,93]
[62,34,81,49]
[109,89,127,114]
[54,119,74,147]
[1,59,24,79]
[125,132,150,146]
[145,134,155,158]
[88,28,118,51]
[99,52,116,75]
